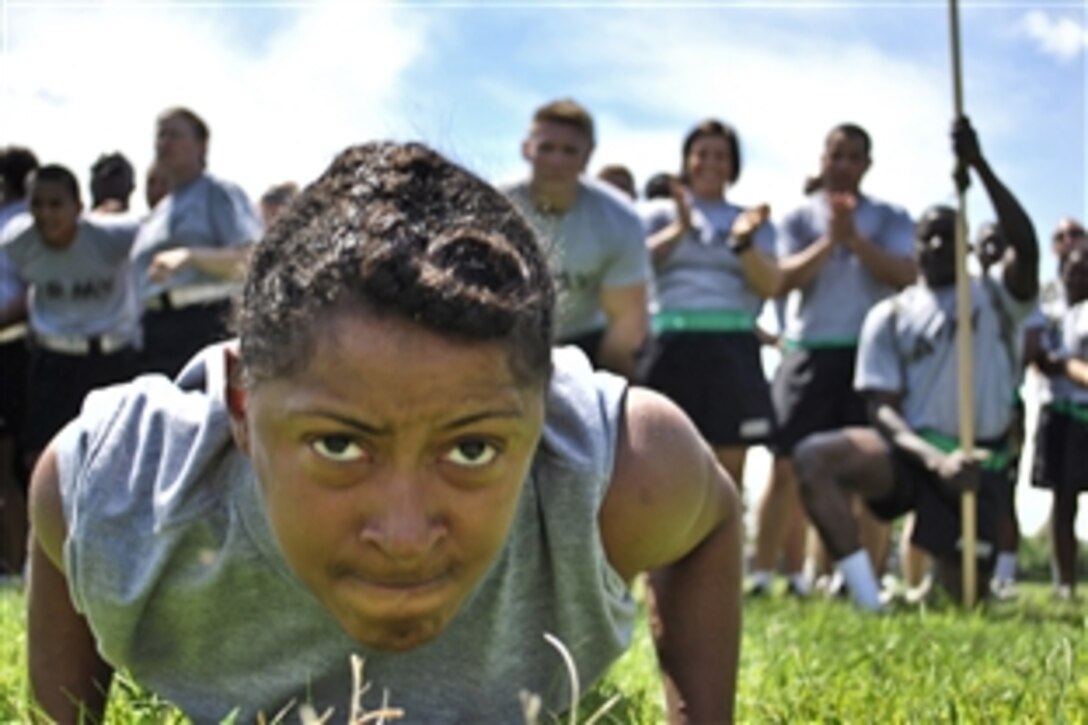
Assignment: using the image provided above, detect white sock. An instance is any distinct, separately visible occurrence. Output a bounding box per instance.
[749,570,773,588]
[837,550,883,611]
[993,552,1017,583]
[788,572,811,594]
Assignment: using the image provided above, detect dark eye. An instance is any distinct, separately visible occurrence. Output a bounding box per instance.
[311,435,363,462]
[443,440,498,468]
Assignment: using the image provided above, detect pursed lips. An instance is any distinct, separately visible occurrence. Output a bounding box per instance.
[338,565,453,594]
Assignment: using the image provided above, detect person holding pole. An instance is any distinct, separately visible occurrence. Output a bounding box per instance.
[792,116,1038,610]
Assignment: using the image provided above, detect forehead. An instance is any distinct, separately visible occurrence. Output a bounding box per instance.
[29,178,75,201]
[825,131,867,155]
[251,308,543,429]
[688,133,730,154]
[158,114,199,137]
[529,120,591,148]
[270,306,534,390]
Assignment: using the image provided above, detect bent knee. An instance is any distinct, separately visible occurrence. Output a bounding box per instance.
[793,432,842,490]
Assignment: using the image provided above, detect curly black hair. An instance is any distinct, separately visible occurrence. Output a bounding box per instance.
[235,141,556,387]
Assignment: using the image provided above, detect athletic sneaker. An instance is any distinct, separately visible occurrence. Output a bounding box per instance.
[989,578,1019,602]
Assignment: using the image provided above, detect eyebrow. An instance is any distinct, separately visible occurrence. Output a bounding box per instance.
[295,406,527,435]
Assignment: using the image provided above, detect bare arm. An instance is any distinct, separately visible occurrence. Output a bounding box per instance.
[601,388,741,723]
[597,282,649,381]
[866,390,979,494]
[833,192,916,290]
[147,244,252,283]
[646,178,692,268]
[27,444,113,724]
[777,234,836,293]
[845,233,918,290]
[953,116,1039,301]
[732,205,781,299]
[1065,357,1088,388]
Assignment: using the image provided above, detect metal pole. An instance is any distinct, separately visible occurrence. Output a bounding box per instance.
[949,0,977,608]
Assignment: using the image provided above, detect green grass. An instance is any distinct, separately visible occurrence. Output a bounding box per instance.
[2,582,1086,723]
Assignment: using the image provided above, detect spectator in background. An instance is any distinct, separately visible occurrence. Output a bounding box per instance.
[503,98,650,380]
[0,145,38,579]
[144,161,170,212]
[749,123,916,597]
[643,172,673,202]
[258,181,299,228]
[0,164,141,466]
[596,164,637,201]
[794,117,1038,610]
[131,106,262,377]
[89,152,136,214]
[640,118,780,493]
[1030,218,1088,600]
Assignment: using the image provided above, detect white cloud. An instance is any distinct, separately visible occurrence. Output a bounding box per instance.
[1,2,429,205]
[1020,10,1088,63]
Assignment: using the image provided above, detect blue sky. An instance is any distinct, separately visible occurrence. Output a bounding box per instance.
[1,0,1084,282]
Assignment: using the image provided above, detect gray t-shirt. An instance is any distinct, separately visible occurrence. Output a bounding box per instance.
[778,192,915,344]
[130,173,262,301]
[504,179,649,339]
[855,265,1034,440]
[642,195,776,316]
[1,214,140,340]
[56,344,635,723]
[1062,298,1088,405]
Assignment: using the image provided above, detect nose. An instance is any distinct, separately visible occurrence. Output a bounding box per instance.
[360,471,444,563]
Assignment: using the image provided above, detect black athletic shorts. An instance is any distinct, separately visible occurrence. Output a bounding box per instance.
[867,444,1007,561]
[26,344,139,453]
[771,346,868,456]
[643,330,775,447]
[1032,403,1088,494]
[0,335,27,438]
[139,299,233,379]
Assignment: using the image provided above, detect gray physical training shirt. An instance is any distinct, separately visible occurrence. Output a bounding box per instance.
[56,345,635,723]
[642,195,776,316]
[855,266,1034,440]
[504,179,649,339]
[1,214,139,339]
[778,192,915,344]
[130,173,262,301]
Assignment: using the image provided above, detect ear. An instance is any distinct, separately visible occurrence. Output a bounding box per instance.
[224,345,251,456]
[521,137,533,163]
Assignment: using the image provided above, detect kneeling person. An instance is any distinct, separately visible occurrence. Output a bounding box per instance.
[794,117,1038,610]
